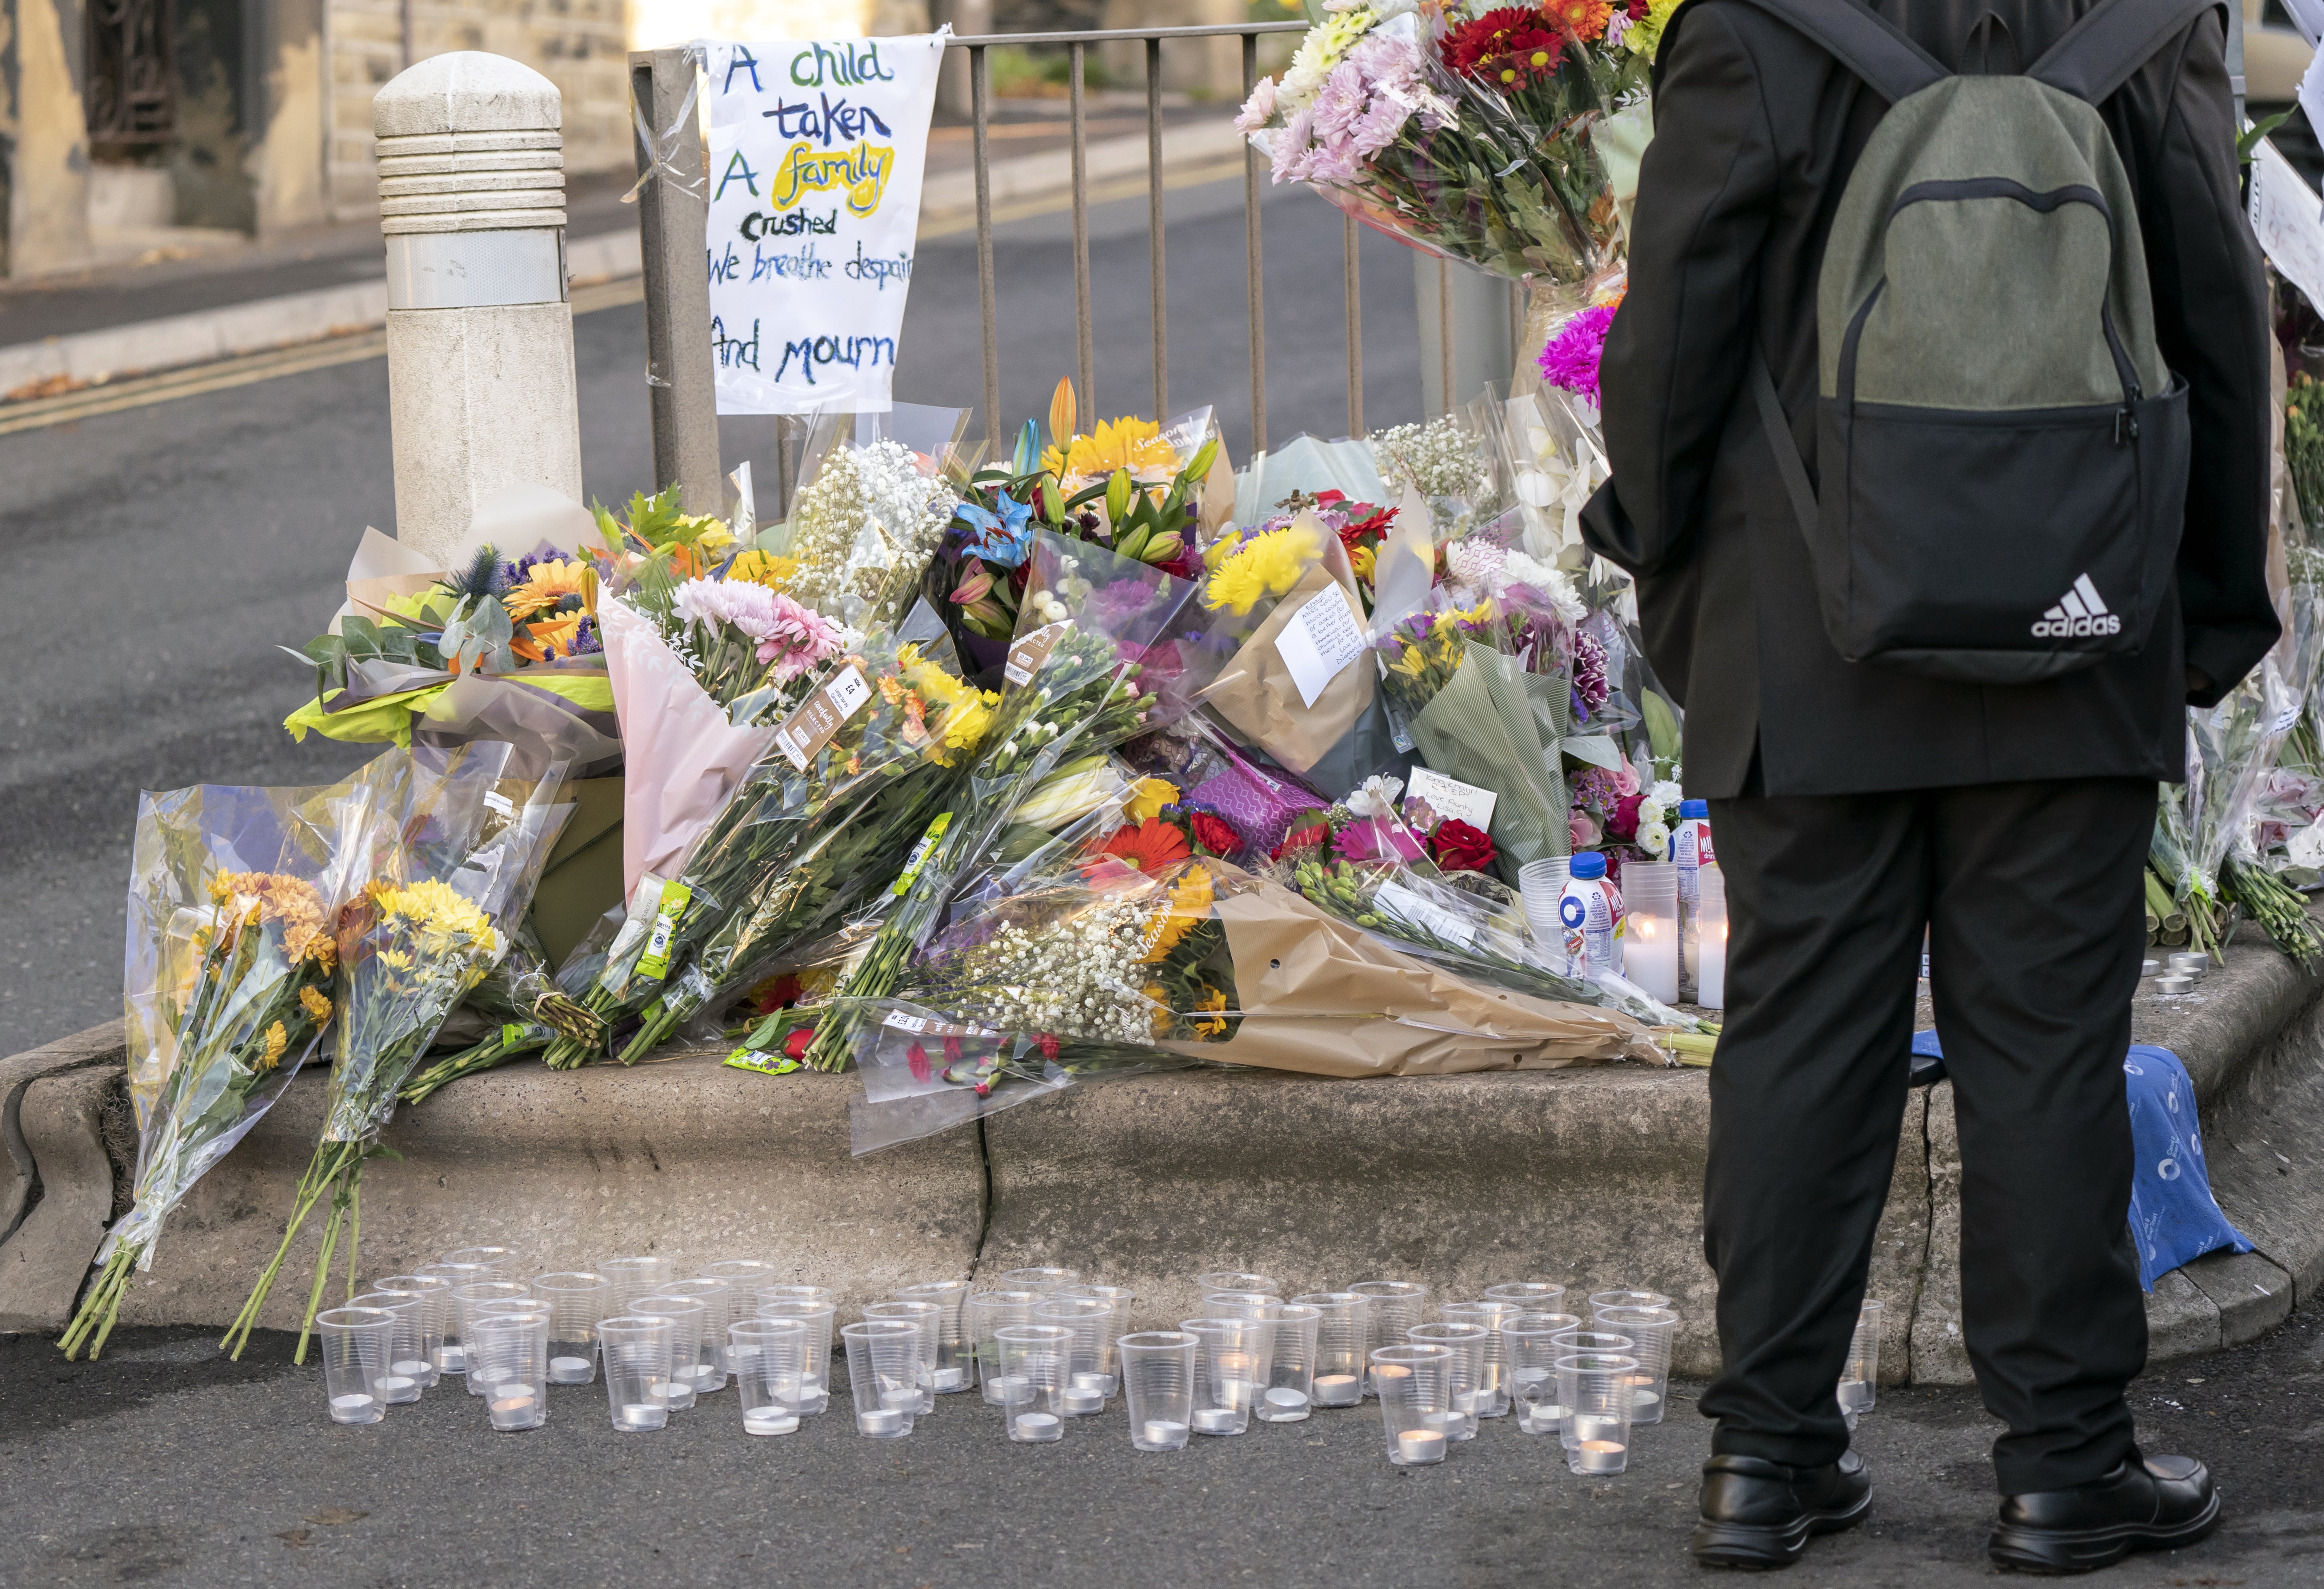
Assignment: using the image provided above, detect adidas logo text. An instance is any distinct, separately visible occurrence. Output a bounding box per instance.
[2031,572,2121,639]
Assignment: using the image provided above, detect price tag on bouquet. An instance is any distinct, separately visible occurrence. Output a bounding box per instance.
[1004,622,1069,688]
[1273,585,1368,708]
[772,664,874,770]
[881,1010,999,1039]
[634,880,694,981]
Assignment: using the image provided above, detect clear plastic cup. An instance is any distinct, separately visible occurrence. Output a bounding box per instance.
[1371,1343,1457,1466]
[1407,1321,1490,1439]
[1553,1329,1636,1356]
[1484,1281,1568,1311]
[1595,1305,1679,1426]
[530,1272,612,1385]
[1257,1302,1321,1422]
[1558,1352,1640,1474]
[1589,1288,1671,1316]
[995,1324,1075,1443]
[627,1296,708,1411]
[1499,1311,1584,1434]
[1056,1284,1136,1390]
[451,1281,533,1395]
[1118,1331,1197,1452]
[414,1260,496,1373]
[1180,1317,1266,1437]
[599,1314,673,1432]
[757,1283,833,1310]
[1441,1301,1518,1418]
[1292,1292,1369,1407]
[1840,1300,1883,1426]
[967,1289,1044,1405]
[440,1245,520,1273]
[346,1291,425,1404]
[316,1306,395,1425]
[1033,1296,1117,1413]
[756,1299,836,1416]
[729,1317,809,1435]
[996,1266,1080,1294]
[894,1281,976,1393]
[364,1274,450,1390]
[699,1258,780,1294]
[842,1319,924,1437]
[600,1255,675,1295]
[469,1312,549,1432]
[658,1278,733,1393]
[1195,1271,1279,1297]
[1350,1281,1430,1393]
[863,1300,943,1413]
[1201,1288,1280,1321]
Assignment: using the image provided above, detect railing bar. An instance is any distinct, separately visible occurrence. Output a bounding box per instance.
[1147,36,1168,423]
[1071,42,1094,415]
[1242,31,1266,458]
[973,45,1001,454]
[1437,264,1453,418]
[1344,213,1363,437]
[946,23,1303,47]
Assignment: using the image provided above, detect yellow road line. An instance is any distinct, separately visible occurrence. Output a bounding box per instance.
[0,158,1249,435]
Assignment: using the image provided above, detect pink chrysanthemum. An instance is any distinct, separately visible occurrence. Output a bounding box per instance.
[1537,304,1618,400]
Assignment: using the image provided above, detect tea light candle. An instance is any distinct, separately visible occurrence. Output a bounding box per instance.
[1838,1378,1873,1413]
[1575,1438,1627,1473]
[856,1408,905,1435]
[1622,1374,1661,1416]
[1061,1387,1103,1416]
[932,1366,969,1392]
[1070,1371,1110,1393]
[744,1406,800,1436]
[1142,1419,1189,1446]
[618,1403,662,1427]
[436,1346,467,1373]
[1395,1427,1447,1465]
[392,1358,430,1379]
[987,1374,1029,1406]
[1264,1387,1310,1412]
[2155,974,2194,995]
[329,1393,376,1416]
[379,1373,416,1398]
[881,1386,920,1411]
[1312,1373,1361,1406]
[2167,952,2208,976]
[1014,1412,1062,1441]
[549,1354,591,1383]
[1190,1407,1241,1434]
[488,1389,538,1429]
[1451,1388,1480,1415]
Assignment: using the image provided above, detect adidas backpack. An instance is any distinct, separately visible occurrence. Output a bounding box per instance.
[1731,0,2213,683]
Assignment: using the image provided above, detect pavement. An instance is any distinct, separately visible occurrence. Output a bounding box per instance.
[0,167,1423,1063]
[3,1310,2319,1589]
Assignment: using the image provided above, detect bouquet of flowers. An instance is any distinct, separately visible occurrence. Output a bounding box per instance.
[540,610,998,1069]
[780,530,1218,1073]
[392,922,601,1105]
[766,429,964,633]
[222,742,574,1359]
[59,778,375,1358]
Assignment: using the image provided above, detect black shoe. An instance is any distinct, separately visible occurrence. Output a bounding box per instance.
[1691,1451,1873,1570]
[1988,1455,2221,1574]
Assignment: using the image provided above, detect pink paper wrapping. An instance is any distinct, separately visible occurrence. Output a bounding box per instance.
[600,598,777,896]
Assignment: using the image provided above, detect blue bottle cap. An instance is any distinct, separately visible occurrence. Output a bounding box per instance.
[1567,851,1606,880]
[1678,800,1709,819]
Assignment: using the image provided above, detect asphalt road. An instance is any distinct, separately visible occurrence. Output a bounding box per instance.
[0,175,1422,1059]
[4,1311,2319,1589]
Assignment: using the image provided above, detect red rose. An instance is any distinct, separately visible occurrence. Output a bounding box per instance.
[1273,814,1331,862]
[1035,1033,1061,1060]
[1430,818,1498,873]
[907,1041,932,1083]
[1608,793,1644,841]
[1190,810,1244,857]
[782,1026,813,1060]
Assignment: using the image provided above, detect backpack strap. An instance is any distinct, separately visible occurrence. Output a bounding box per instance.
[2026,0,2226,103]
[1722,0,1949,103]
[1749,344,1822,546]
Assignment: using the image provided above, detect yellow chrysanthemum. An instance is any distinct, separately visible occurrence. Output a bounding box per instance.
[374,948,414,974]
[256,1020,289,1073]
[1041,416,1177,482]
[1125,778,1179,825]
[726,549,799,590]
[907,651,1001,759]
[503,559,593,621]
[299,985,335,1025]
[1201,520,1323,615]
[375,879,496,952]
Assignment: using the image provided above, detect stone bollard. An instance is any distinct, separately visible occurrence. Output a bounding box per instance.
[374,52,584,566]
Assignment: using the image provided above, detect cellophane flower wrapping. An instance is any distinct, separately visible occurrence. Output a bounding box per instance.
[60,777,379,1357]
[789,529,1221,1071]
[770,426,966,632]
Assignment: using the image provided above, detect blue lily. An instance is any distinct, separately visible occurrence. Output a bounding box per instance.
[954,490,1036,569]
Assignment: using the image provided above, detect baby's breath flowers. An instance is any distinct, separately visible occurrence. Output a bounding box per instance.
[1372,415,1488,504]
[780,440,960,626]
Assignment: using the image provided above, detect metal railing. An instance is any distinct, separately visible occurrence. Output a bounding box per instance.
[629,23,1401,516]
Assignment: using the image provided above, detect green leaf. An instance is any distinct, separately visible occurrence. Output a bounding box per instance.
[1642,689,1682,773]
[2240,109,2294,164]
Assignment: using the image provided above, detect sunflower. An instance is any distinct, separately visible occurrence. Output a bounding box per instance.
[299,985,335,1025]
[725,549,799,590]
[1142,862,1216,959]
[1041,416,1178,483]
[255,1020,289,1073]
[503,559,593,621]
[1097,818,1192,873]
[1192,985,1231,1039]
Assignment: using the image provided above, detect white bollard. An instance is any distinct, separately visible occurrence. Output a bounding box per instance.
[374,52,584,566]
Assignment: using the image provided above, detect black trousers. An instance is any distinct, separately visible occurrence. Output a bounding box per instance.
[1699,775,2155,1496]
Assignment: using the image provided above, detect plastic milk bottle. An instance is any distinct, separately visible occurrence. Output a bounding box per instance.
[1560,852,1625,976]
[1674,800,1713,996]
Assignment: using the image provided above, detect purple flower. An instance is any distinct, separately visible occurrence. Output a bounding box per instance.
[1537,304,1618,401]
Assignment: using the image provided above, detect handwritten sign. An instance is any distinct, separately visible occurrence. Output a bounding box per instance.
[1273,585,1368,708]
[700,33,946,413]
[2250,140,2324,317]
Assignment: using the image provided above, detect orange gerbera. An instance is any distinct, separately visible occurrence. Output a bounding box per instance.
[1096,818,1191,873]
[1544,0,1613,42]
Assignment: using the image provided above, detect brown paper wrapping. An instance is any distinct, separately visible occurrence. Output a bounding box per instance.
[1158,878,1655,1077]
[1201,557,1377,778]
